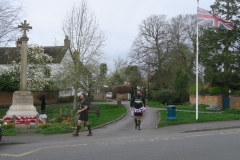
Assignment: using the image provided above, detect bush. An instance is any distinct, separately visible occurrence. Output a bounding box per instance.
[232,90,240,96]
[176,91,189,103]
[1,123,14,129]
[152,90,178,104]
[209,86,226,95]
[38,124,53,129]
[112,84,132,99]
[0,72,19,91]
[199,88,210,95]
[188,84,205,95]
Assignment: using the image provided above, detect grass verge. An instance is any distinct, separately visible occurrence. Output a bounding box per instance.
[158,110,240,128]
[148,101,213,112]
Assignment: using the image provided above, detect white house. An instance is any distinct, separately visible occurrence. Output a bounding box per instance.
[0,37,77,97]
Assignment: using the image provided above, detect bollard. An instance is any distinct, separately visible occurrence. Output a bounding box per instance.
[36,114,39,127]
[13,115,16,128]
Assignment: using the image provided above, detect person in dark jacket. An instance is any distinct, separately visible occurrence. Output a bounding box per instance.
[130,90,146,130]
[72,93,92,136]
[40,95,46,114]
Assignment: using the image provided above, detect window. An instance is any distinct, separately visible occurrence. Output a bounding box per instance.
[44,67,51,78]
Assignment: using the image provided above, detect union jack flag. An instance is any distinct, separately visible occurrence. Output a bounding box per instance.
[197,7,234,30]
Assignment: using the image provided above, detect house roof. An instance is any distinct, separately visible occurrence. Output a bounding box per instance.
[0,46,67,64]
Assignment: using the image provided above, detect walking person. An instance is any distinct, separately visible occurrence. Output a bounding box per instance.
[72,93,92,136]
[130,90,146,130]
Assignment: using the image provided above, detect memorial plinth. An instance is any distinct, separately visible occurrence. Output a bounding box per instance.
[3,91,41,129]
[4,91,38,117]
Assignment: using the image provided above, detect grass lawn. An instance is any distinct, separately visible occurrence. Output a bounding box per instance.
[0,104,127,135]
[35,104,127,135]
[158,109,240,128]
[148,101,212,112]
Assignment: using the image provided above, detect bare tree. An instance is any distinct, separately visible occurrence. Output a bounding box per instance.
[168,14,196,82]
[129,14,198,90]
[129,15,170,89]
[0,0,23,46]
[59,1,106,110]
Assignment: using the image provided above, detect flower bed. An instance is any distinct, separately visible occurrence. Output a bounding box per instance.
[3,116,44,125]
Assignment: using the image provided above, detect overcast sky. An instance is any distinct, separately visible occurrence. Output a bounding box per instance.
[20,0,215,68]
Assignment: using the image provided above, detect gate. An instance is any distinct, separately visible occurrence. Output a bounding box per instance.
[223,96,230,111]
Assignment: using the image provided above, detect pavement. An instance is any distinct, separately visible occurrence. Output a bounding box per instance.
[1,101,240,145]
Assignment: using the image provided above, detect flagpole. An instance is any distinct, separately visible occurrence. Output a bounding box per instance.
[196,0,199,120]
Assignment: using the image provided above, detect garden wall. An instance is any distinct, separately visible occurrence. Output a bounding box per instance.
[229,96,240,110]
[93,93,105,100]
[116,93,128,101]
[190,95,240,110]
[190,95,223,110]
[0,91,59,107]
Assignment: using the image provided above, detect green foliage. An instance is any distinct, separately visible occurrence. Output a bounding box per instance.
[157,109,240,128]
[35,104,127,135]
[223,109,240,114]
[1,123,14,129]
[152,90,178,104]
[176,91,189,103]
[38,124,53,129]
[43,81,59,91]
[232,91,240,96]
[209,86,226,95]
[199,0,240,96]
[199,88,210,95]
[188,83,208,95]
[174,70,189,91]
[2,128,18,136]
[0,71,19,91]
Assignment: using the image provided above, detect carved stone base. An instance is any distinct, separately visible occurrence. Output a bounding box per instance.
[4,91,38,117]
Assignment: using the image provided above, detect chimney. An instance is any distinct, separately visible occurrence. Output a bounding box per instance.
[64,35,70,47]
[16,38,22,48]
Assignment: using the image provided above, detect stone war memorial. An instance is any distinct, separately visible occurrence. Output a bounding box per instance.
[3,20,43,129]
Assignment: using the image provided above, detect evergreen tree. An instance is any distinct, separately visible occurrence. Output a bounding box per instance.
[199,0,240,95]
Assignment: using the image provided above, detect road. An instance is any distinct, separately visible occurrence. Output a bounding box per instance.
[0,101,240,160]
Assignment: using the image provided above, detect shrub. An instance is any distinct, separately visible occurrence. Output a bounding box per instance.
[0,72,19,91]
[209,86,226,95]
[199,88,210,95]
[38,124,53,129]
[188,84,205,95]
[112,84,132,99]
[232,90,240,96]
[176,91,189,103]
[152,90,178,104]
[1,123,14,129]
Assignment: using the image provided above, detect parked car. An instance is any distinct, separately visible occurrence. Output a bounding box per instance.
[106,92,112,98]
[0,124,2,141]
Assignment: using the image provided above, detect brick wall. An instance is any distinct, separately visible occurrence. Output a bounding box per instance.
[230,96,240,110]
[190,95,223,110]
[93,93,105,100]
[116,93,128,101]
[0,91,59,107]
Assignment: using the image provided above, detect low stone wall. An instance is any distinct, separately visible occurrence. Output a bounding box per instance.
[190,95,223,110]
